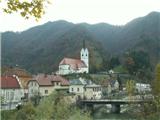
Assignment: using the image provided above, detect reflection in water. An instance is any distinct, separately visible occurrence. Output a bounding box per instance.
[92,105,137,120]
[93,112,136,120]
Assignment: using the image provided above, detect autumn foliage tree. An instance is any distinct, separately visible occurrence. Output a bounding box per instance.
[126,80,136,100]
[152,63,160,118]
[0,0,51,20]
[153,63,160,96]
[124,51,152,83]
[136,64,160,120]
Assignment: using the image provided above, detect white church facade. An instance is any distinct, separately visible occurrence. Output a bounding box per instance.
[58,45,89,75]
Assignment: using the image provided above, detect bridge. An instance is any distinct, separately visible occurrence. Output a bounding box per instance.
[81,99,150,104]
[80,99,152,113]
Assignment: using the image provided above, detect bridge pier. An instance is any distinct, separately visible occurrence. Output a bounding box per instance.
[84,103,94,112]
[111,104,120,113]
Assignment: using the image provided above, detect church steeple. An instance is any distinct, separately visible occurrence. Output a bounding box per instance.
[80,39,89,73]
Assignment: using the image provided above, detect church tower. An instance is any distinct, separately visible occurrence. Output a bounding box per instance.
[80,40,89,72]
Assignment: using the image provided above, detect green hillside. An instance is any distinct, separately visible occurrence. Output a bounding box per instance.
[2,12,160,73]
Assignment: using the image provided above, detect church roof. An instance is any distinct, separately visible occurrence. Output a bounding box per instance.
[59,58,87,70]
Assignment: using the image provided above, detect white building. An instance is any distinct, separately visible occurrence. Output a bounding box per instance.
[69,78,102,100]
[84,84,102,99]
[1,75,24,110]
[69,78,85,99]
[136,83,151,93]
[109,70,114,74]
[58,46,89,75]
[2,67,33,99]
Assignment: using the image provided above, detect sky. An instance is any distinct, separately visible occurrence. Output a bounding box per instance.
[0,0,160,32]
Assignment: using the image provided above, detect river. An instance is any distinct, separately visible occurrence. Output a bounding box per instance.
[92,105,137,120]
[93,112,136,120]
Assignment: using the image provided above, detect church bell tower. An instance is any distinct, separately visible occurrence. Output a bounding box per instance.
[80,40,89,69]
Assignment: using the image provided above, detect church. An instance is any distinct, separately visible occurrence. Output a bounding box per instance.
[57,42,89,75]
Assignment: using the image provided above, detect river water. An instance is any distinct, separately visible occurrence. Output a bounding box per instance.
[92,105,137,120]
[93,112,136,120]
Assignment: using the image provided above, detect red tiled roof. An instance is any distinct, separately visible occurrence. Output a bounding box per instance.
[34,74,52,86]
[1,76,20,89]
[51,75,69,86]
[33,74,69,86]
[59,58,87,70]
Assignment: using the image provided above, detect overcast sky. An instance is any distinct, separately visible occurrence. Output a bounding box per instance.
[0,0,160,32]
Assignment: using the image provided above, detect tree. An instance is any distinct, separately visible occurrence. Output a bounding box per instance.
[68,108,91,120]
[126,80,136,100]
[35,91,92,120]
[30,90,41,106]
[153,63,160,96]
[54,99,71,120]
[0,0,51,20]
[15,102,36,120]
[134,64,160,120]
[108,56,120,69]
[124,51,151,76]
[35,93,54,120]
[152,63,160,118]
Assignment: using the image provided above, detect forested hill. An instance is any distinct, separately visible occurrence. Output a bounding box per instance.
[2,11,160,73]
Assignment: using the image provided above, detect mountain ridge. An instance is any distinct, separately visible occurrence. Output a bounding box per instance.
[2,11,160,73]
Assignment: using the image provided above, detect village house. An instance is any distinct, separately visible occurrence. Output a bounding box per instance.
[136,83,151,93]
[107,80,120,94]
[84,84,102,100]
[27,74,69,98]
[2,67,32,98]
[1,75,24,110]
[69,78,102,100]
[58,42,89,75]
[69,78,84,98]
[109,69,114,74]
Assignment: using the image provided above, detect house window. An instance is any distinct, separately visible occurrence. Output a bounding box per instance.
[45,90,48,94]
[77,88,79,92]
[72,88,74,91]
